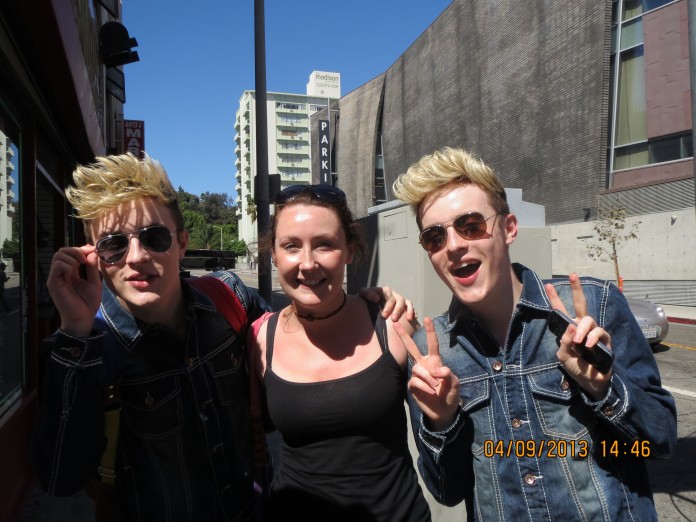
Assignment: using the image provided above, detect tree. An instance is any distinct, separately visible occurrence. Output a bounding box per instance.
[586,205,640,284]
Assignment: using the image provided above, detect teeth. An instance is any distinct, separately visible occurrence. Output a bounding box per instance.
[302,279,321,286]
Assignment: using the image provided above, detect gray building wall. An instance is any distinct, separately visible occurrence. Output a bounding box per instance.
[313,0,611,225]
[312,0,695,304]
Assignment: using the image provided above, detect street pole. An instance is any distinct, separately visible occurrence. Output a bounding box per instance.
[254,0,272,302]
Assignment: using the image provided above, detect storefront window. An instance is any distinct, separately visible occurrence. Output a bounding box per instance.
[0,106,22,415]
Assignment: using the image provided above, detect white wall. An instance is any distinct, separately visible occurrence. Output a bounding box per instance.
[551,208,696,282]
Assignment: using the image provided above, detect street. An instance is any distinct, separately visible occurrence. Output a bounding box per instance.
[648,323,696,522]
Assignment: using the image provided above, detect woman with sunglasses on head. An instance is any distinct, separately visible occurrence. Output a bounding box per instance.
[250,184,430,522]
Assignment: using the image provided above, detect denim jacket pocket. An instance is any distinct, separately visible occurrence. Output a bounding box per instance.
[206,342,246,406]
[527,367,596,440]
[459,377,493,454]
[121,377,183,439]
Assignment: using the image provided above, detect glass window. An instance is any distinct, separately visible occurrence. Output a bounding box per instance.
[620,18,643,50]
[649,135,682,163]
[614,142,649,169]
[614,46,646,146]
[0,105,22,416]
[623,0,643,20]
[682,133,693,158]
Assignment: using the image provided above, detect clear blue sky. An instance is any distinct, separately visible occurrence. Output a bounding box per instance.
[121,1,452,200]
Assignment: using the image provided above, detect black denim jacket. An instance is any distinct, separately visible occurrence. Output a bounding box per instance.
[31,271,270,521]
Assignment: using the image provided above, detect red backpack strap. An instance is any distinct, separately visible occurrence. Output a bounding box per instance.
[188,276,247,335]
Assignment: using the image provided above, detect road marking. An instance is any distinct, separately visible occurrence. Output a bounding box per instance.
[662,342,696,351]
[663,386,696,399]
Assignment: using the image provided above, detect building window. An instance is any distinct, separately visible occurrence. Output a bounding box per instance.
[279,114,304,124]
[276,102,305,110]
[373,113,386,205]
[614,46,646,147]
[607,0,686,181]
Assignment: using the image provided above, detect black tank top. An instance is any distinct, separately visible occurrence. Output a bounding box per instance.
[264,303,431,522]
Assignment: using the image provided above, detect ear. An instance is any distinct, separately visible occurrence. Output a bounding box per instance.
[503,213,518,246]
[345,243,355,265]
[177,230,189,260]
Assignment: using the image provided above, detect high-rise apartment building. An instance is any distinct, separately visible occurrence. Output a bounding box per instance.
[234,71,341,251]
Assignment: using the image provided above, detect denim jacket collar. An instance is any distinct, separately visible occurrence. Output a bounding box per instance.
[445,263,555,333]
[98,279,220,351]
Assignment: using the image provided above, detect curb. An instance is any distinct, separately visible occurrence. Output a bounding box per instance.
[667,317,696,325]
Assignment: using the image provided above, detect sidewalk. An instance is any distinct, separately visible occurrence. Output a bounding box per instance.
[660,304,696,325]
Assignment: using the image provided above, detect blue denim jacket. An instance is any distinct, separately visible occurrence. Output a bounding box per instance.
[32,271,270,521]
[407,264,677,521]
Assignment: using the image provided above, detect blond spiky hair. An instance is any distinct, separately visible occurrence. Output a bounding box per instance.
[392,147,509,225]
[66,153,178,221]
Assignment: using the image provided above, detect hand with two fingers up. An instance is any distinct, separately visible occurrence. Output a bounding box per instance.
[545,273,613,401]
[46,245,102,338]
[394,318,460,432]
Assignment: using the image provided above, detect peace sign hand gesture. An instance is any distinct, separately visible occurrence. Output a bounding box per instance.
[545,273,613,400]
[394,318,461,432]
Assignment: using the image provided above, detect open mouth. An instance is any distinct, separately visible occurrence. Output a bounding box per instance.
[451,262,480,278]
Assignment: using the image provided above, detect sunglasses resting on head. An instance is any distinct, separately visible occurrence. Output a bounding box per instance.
[96,225,177,264]
[274,184,346,205]
[419,212,502,253]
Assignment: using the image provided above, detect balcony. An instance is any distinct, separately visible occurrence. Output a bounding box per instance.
[275,115,308,129]
[277,131,308,142]
[277,157,310,169]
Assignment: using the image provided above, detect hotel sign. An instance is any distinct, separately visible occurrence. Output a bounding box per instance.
[124,120,145,158]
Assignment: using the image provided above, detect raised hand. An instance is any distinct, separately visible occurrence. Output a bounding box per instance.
[358,285,417,324]
[47,245,102,337]
[545,273,613,400]
[394,317,461,431]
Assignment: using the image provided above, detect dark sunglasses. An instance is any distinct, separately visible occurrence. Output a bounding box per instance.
[274,184,346,205]
[95,225,177,264]
[419,212,502,253]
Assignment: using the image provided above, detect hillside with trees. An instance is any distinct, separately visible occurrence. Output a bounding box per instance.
[177,188,246,256]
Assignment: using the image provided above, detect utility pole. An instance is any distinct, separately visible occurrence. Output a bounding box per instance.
[254,0,272,302]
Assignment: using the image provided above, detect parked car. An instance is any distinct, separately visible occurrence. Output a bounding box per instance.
[626,297,669,346]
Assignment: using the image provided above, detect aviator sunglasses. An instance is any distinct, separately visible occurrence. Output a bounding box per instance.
[95,225,177,264]
[419,212,502,253]
[274,184,347,205]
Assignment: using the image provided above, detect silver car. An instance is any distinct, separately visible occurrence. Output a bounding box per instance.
[626,297,669,346]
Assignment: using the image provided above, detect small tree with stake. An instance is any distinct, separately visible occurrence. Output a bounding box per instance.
[586,204,640,285]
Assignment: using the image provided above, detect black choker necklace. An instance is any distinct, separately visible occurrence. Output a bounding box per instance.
[294,292,347,322]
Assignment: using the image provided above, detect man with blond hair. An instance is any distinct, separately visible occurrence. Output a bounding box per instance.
[393,147,676,520]
[31,153,271,521]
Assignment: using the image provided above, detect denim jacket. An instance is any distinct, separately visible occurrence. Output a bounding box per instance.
[32,271,270,521]
[407,264,677,521]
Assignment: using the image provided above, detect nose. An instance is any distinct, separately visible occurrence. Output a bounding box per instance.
[445,225,469,253]
[124,236,151,264]
[299,248,316,270]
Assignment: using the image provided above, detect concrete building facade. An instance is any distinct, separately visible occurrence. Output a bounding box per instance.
[311,0,696,306]
[234,71,340,251]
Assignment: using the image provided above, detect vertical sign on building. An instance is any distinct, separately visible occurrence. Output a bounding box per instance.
[123,120,145,158]
[318,119,330,184]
